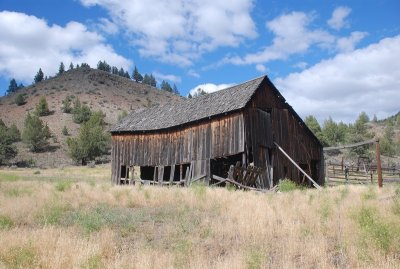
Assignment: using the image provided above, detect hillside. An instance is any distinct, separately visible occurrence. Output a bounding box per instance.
[0,67,182,167]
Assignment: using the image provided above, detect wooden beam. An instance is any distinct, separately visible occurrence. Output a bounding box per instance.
[274,142,322,190]
[323,139,376,151]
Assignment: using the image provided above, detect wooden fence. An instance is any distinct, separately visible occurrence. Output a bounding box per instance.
[325,162,400,184]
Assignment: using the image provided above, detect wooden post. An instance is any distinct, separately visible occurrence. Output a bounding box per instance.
[376,140,383,188]
[274,142,322,190]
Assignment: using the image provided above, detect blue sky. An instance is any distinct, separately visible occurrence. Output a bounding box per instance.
[0,0,399,123]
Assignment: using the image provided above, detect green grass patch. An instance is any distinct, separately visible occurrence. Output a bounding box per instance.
[0,244,38,269]
[246,247,265,269]
[0,215,14,230]
[80,253,103,269]
[356,206,394,253]
[191,181,207,199]
[4,187,32,197]
[278,179,301,192]
[361,187,376,201]
[0,173,20,182]
[55,180,73,192]
[68,204,143,235]
[36,200,71,226]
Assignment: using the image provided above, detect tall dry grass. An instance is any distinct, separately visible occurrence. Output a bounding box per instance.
[0,166,399,268]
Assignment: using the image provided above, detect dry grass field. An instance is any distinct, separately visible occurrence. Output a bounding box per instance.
[0,166,400,269]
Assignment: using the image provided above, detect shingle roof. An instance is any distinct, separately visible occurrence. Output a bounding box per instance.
[111,76,266,132]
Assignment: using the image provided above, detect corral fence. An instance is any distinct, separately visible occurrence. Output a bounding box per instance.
[325,161,400,185]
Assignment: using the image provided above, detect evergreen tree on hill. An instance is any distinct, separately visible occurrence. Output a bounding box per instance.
[58,62,65,75]
[0,121,17,165]
[67,111,110,165]
[35,96,51,116]
[22,113,51,152]
[34,68,44,83]
[161,80,173,92]
[7,79,18,94]
[133,66,143,82]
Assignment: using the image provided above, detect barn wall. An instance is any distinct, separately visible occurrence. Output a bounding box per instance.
[247,82,324,185]
[111,112,245,184]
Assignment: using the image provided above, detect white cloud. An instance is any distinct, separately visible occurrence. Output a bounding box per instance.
[188,69,200,78]
[0,11,131,83]
[97,17,119,34]
[336,31,368,52]
[293,62,308,69]
[256,64,267,72]
[79,0,256,66]
[153,71,181,83]
[224,11,334,65]
[274,35,400,123]
[328,6,351,30]
[189,83,235,96]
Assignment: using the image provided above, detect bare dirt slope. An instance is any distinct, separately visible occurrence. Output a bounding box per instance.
[0,67,182,167]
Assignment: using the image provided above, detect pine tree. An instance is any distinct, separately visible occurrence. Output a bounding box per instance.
[0,122,17,164]
[161,80,173,92]
[35,96,50,116]
[172,84,179,95]
[69,62,74,70]
[34,68,44,83]
[133,66,143,82]
[58,62,65,75]
[111,66,118,74]
[62,96,72,113]
[72,98,91,124]
[62,126,69,136]
[67,111,110,165]
[97,60,111,72]
[188,93,193,99]
[22,113,51,152]
[149,74,157,87]
[142,74,151,85]
[7,79,18,94]
[15,93,26,106]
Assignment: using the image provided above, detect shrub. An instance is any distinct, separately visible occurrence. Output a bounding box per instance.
[0,215,14,229]
[62,125,69,136]
[72,98,91,124]
[14,93,26,106]
[61,96,72,113]
[278,179,300,192]
[0,244,38,269]
[35,96,50,116]
[67,112,110,165]
[22,113,51,152]
[55,180,72,192]
[0,123,17,164]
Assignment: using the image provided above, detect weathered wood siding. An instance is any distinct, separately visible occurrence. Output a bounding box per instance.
[247,81,324,185]
[112,113,245,183]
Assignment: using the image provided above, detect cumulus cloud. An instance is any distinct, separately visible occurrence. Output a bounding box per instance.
[274,35,400,123]
[328,6,351,30]
[0,11,131,83]
[336,31,368,52]
[79,0,257,66]
[189,83,235,96]
[96,17,119,34]
[153,71,181,83]
[224,11,334,65]
[256,64,267,72]
[187,69,200,78]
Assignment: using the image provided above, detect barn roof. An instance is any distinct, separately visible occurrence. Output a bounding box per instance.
[111,76,266,132]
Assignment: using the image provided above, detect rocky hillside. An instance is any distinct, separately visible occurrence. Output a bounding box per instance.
[0,67,182,167]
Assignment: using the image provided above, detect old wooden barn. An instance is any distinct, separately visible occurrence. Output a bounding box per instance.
[111,75,324,188]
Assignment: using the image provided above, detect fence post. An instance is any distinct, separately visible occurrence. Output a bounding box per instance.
[376,140,383,188]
